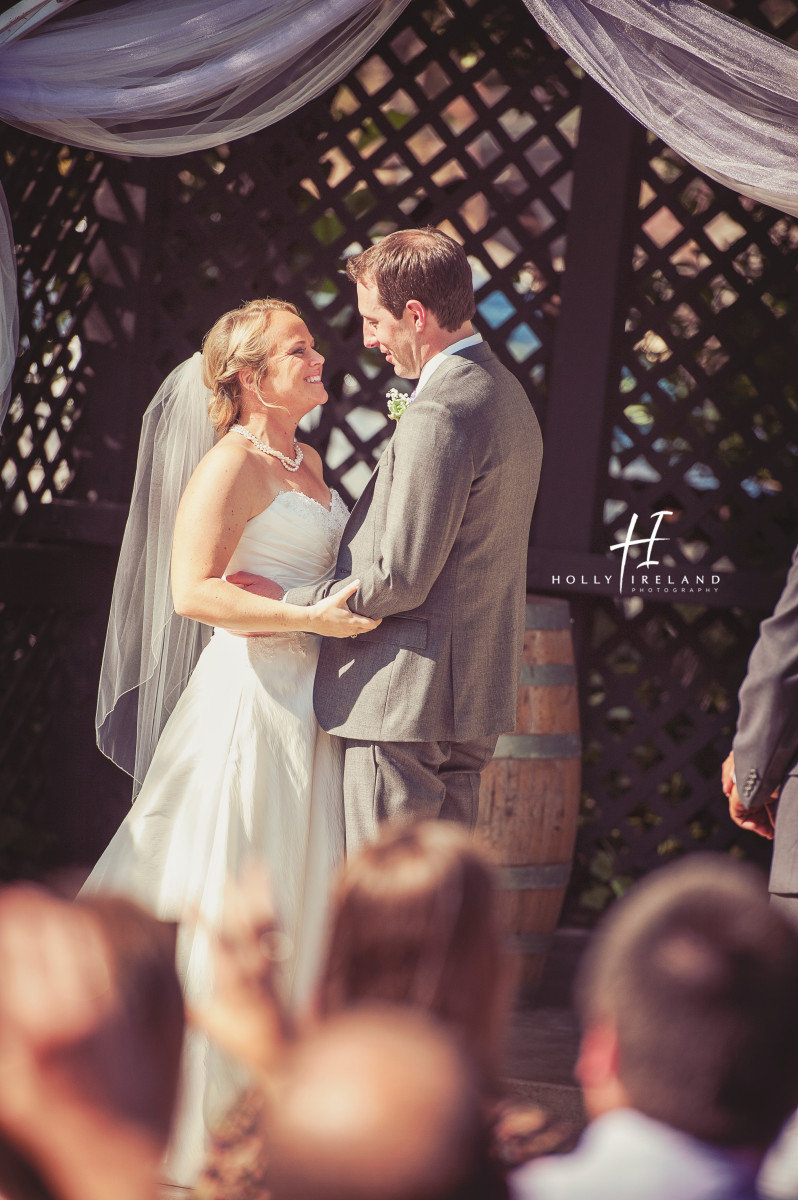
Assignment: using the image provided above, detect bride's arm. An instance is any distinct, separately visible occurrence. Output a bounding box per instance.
[170,445,378,638]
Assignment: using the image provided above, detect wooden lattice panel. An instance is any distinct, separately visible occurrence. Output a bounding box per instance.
[141,0,580,504]
[571,0,798,911]
[0,133,102,533]
[0,602,62,876]
[568,595,771,913]
[603,141,798,575]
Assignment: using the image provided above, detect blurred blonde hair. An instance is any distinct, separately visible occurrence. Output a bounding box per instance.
[202,298,299,435]
[317,821,509,1086]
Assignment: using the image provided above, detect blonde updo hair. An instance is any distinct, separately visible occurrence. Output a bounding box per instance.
[202,298,300,435]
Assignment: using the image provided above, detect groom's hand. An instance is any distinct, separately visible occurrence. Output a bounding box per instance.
[226,571,284,636]
[227,570,285,601]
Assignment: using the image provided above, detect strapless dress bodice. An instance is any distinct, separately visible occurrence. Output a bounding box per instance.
[224,488,349,592]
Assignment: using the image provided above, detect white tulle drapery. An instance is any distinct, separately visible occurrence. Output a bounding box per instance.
[524,0,798,217]
[0,0,83,49]
[4,0,798,424]
[0,188,18,420]
[0,0,412,423]
[0,0,412,155]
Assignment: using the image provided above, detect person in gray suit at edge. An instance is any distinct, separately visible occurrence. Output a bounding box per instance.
[720,544,798,1200]
[281,227,543,852]
[723,544,798,920]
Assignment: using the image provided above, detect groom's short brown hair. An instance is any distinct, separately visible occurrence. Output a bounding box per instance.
[345,227,475,331]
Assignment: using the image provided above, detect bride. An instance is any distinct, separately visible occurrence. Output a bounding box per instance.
[83,298,378,1184]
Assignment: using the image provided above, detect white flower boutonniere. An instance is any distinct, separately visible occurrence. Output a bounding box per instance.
[386,387,411,421]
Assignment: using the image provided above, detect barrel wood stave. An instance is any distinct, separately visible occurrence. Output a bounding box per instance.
[478,597,581,998]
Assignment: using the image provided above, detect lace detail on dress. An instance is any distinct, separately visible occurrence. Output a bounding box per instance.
[327,489,350,545]
[273,487,349,553]
[245,631,316,662]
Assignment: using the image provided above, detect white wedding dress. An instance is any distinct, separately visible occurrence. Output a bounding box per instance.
[83,486,348,1184]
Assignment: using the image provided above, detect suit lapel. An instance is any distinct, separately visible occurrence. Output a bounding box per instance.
[341,343,493,534]
[340,432,393,536]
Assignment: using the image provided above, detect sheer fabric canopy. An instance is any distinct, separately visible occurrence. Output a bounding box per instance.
[0,0,412,155]
[524,0,798,217]
[0,188,18,425]
[0,0,84,48]
[0,0,412,419]
[4,0,798,421]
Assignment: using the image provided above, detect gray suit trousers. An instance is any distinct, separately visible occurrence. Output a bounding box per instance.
[768,775,798,902]
[342,736,498,855]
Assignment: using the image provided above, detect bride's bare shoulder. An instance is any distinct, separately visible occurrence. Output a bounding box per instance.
[298,442,325,482]
[199,430,256,473]
[180,432,262,506]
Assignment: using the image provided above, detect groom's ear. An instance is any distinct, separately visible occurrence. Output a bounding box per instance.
[404,299,427,331]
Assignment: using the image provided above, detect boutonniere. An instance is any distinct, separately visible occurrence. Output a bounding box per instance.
[386,387,412,421]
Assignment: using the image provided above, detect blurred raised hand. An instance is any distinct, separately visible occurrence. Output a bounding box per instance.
[189,867,295,1082]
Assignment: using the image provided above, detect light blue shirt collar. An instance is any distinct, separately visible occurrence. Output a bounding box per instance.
[412,332,483,401]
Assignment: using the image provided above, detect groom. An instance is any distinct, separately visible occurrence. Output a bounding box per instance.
[290,228,542,851]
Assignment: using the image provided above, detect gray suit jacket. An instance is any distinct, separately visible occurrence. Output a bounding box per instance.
[285,342,542,742]
[733,544,798,892]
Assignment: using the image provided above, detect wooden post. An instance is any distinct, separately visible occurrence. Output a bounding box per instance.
[531,78,644,561]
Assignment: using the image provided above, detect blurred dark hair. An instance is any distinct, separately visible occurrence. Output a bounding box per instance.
[74,895,184,1142]
[0,1139,58,1200]
[0,891,183,1200]
[577,854,798,1148]
[317,821,508,1085]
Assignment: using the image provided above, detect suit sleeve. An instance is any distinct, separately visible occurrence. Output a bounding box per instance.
[284,402,472,618]
[733,546,798,809]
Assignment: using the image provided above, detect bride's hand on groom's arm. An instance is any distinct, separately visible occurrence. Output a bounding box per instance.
[172,453,376,636]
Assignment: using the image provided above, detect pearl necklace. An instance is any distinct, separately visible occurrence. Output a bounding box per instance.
[231,424,304,472]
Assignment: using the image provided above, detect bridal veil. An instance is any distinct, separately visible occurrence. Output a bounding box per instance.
[95,353,215,794]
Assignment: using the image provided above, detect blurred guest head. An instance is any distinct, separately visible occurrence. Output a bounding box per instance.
[265,1006,503,1200]
[74,894,185,1143]
[575,854,798,1151]
[0,885,183,1200]
[317,821,509,1083]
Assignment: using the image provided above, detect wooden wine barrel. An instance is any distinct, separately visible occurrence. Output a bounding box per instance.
[477,596,581,999]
